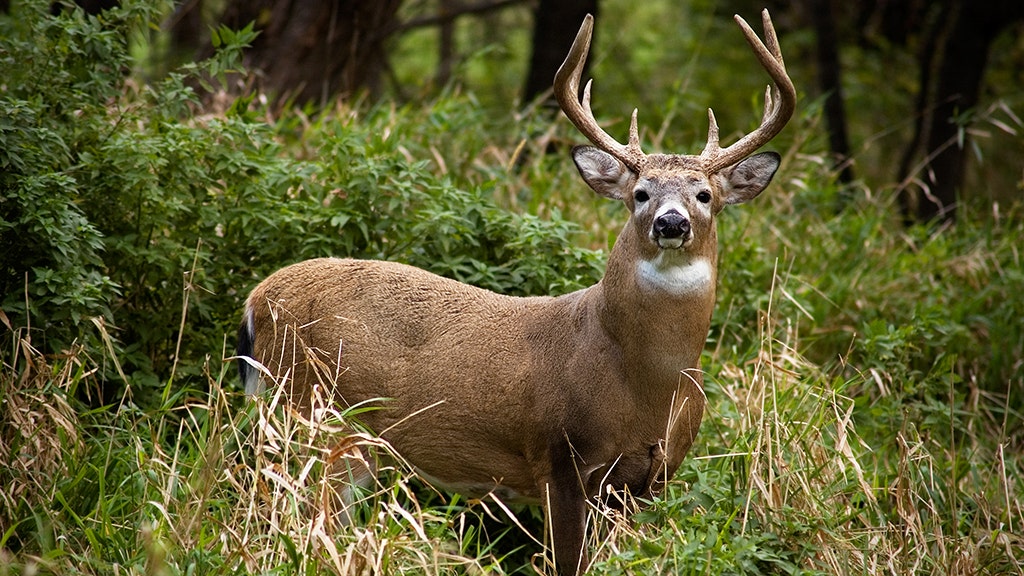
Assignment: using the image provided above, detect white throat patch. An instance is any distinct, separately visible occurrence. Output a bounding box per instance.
[636,255,713,297]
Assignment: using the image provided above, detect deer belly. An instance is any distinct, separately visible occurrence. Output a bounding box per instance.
[416,468,541,504]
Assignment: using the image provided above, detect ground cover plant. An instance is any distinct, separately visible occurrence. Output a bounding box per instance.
[2,2,1022,575]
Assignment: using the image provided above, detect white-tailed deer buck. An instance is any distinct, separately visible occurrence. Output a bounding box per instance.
[238,9,794,575]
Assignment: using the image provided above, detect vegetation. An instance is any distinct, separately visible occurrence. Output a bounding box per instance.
[1,2,1021,575]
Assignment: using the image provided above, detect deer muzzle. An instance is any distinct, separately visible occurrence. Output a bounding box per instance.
[653,210,691,249]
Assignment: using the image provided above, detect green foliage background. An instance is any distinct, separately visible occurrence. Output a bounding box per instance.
[1,1,1022,575]
[1,3,605,395]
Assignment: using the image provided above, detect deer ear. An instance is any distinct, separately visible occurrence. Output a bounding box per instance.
[572,145,635,200]
[720,151,780,205]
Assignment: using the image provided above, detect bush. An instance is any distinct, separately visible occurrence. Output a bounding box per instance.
[0,2,138,350]
[0,2,604,404]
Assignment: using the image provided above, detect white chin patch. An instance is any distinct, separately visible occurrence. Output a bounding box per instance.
[657,237,686,250]
[636,255,713,297]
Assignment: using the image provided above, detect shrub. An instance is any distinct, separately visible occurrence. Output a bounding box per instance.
[0,2,604,404]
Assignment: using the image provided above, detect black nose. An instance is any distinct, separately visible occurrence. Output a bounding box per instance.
[654,211,691,239]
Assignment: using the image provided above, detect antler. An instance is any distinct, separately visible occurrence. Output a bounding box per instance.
[699,9,796,172]
[554,14,646,173]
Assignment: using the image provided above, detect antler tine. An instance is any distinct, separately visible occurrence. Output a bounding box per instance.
[761,8,783,61]
[700,9,796,172]
[554,14,646,172]
[706,108,720,152]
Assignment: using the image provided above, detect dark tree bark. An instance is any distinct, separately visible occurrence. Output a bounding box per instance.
[167,0,204,61]
[49,0,118,15]
[899,0,1024,224]
[386,0,527,89]
[522,0,598,106]
[808,0,855,188]
[896,1,945,225]
[215,0,402,107]
[436,0,457,87]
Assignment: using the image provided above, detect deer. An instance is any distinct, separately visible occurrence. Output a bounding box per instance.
[236,9,795,575]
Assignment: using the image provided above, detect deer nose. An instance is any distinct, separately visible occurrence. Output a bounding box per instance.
[654,211,691,239]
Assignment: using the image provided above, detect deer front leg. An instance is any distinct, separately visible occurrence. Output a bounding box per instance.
[545,446,589,576]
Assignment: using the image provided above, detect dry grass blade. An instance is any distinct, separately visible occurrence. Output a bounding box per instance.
[210,365,508,575]
[0,330,83,531]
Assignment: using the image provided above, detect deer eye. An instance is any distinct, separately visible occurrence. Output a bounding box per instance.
[696,191,712,204]
[634,189,650,203]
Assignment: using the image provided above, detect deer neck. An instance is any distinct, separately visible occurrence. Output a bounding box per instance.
[592,220,718,384]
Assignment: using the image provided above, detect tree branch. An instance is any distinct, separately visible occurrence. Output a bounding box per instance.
[384,0,530,37]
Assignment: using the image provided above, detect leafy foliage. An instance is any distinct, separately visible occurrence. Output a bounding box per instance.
[0,2,603,401]
[0,2,140,346]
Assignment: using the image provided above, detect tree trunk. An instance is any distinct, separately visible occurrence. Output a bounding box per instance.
[522,0,598,106]
[899,0,1024,224]
[436,0,457,87]
[215,0,402,107]
[808,0,855,190]
[811,0,851,187]
[167,0,205,61]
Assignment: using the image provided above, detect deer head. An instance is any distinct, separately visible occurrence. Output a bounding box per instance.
[554,10,796,292]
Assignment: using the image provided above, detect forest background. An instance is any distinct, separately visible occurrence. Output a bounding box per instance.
[1,0,1023,574]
